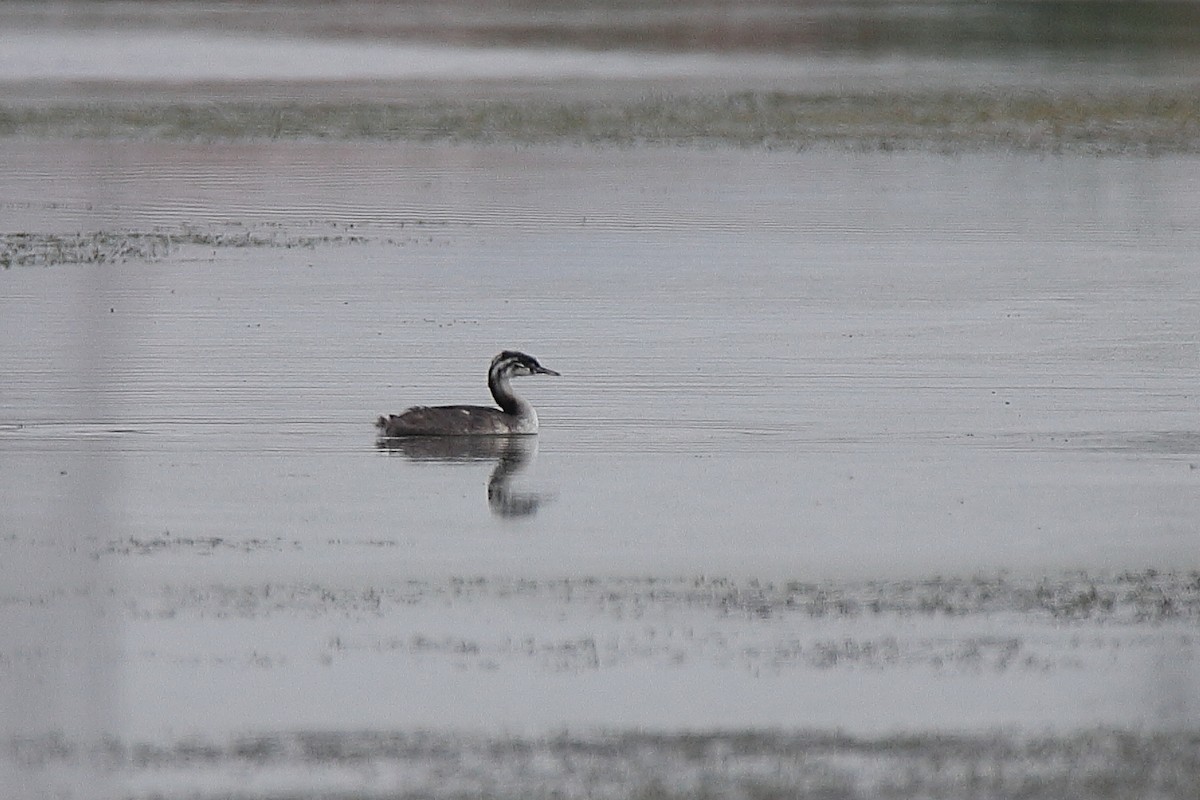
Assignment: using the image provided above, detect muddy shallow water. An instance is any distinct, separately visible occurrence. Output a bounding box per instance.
[1,136,1198,798]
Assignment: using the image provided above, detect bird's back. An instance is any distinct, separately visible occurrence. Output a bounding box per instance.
[375,404,536,436]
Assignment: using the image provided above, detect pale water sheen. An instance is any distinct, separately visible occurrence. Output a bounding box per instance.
[2,140,1197,573]
[2,140,1199,795]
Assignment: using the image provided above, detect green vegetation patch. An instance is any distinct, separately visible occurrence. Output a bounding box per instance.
[2,90,1198,154]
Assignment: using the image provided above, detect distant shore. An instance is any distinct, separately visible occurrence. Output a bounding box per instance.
[5,0,1198,155]
[2,87,1198,155]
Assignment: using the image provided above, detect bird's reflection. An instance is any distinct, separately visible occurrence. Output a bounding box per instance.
[376,435,552,518]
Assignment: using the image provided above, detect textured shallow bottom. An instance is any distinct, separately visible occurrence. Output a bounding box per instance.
[6,571,1199,797]
[12,728,1200,800]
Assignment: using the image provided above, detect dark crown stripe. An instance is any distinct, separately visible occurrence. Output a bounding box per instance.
[491,350,535,375]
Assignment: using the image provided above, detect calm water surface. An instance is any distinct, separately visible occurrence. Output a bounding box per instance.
[1,140,1199,795]
[3,140,1197,574]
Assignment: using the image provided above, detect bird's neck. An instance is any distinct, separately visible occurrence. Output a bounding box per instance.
[488,372,528,417]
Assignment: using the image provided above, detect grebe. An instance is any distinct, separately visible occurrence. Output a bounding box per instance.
[375,350,560,436]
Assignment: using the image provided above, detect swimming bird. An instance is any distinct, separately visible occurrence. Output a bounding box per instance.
[376,350,560,436]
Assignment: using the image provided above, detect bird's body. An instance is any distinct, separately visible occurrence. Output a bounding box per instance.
[376,351,559,437]
[377,404,538,436]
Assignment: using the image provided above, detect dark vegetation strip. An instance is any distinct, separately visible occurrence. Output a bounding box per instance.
[2,91,1198,154]
[0,230,375,268]
[10,728,1200,800]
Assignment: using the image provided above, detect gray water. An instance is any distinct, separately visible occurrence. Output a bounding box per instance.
[3,1,1200,793]
[2,139,1199,797]
[3,140,1198,572]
